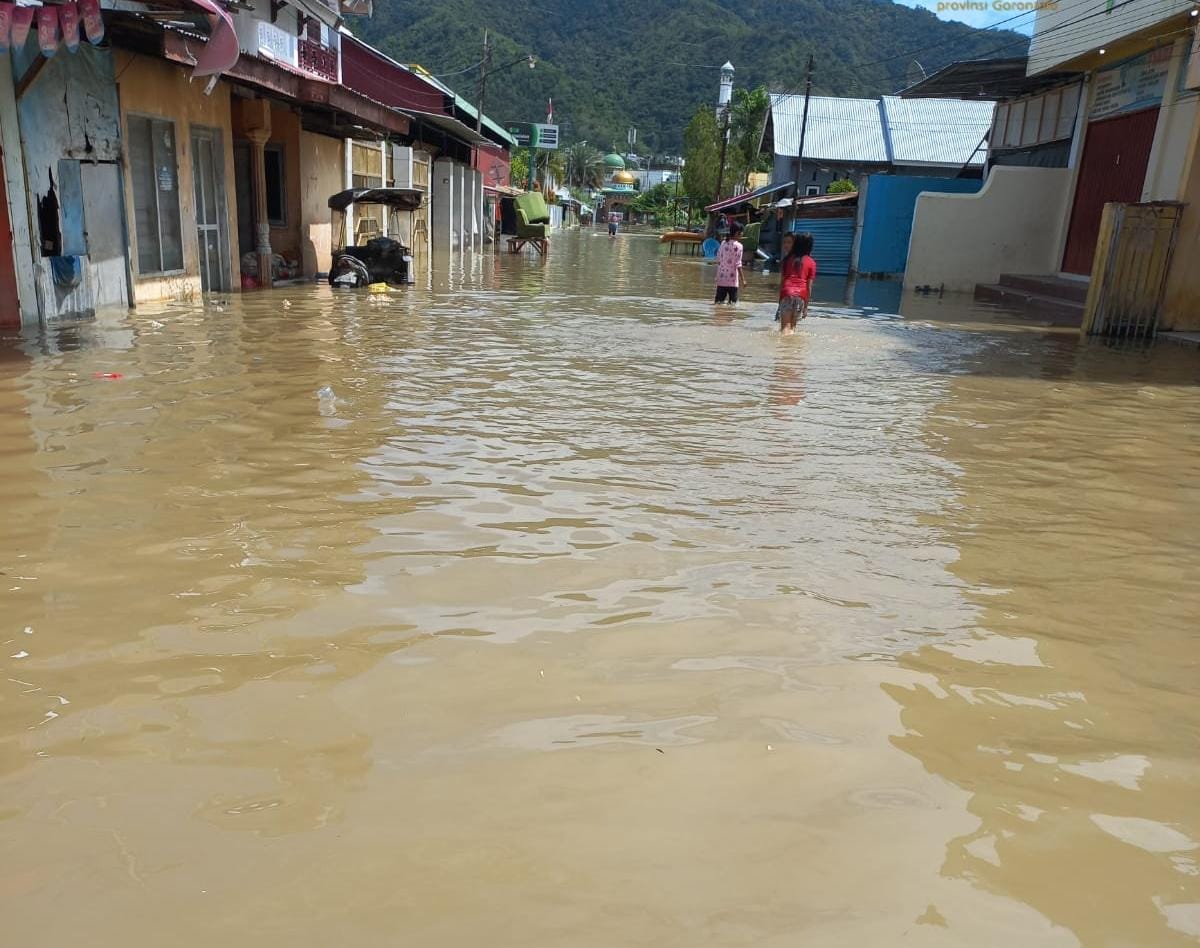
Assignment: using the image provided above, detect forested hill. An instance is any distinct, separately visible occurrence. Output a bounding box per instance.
[356,0,1028,153]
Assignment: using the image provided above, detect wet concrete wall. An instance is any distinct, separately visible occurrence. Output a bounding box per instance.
[115,52,240,301]
[905,167,1072,293]
[298,131,343,276]
[1160,112,1200,331]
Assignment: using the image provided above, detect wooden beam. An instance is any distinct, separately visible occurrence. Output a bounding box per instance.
[14,56,49,101]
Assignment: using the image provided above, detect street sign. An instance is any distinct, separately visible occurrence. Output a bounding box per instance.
[508,123,558,149]
[532,123,559,149]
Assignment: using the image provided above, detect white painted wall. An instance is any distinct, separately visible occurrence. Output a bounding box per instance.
[431,158,456,253]
[0,53,38,326]
[452,163,465,249]
[472,169,484,250]
[905,167,1074,292]
[1144,40,1199,200]
[459,166,474,251]
[1029,0,1183,74]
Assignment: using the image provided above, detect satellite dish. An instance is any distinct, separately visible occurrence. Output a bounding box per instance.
[906,60,928,89]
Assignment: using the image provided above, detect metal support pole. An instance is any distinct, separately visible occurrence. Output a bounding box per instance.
[789,54,814,231]
[475,29,490,136]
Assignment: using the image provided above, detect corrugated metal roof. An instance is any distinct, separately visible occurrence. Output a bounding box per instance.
[770,94,888,164]
[706,180,794,213]
[770,93,995,168]
[880,96,994,167]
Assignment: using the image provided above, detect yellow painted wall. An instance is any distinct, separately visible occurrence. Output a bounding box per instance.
[114,51,240,302]
[268,104,303,270]
[298,131,343,276]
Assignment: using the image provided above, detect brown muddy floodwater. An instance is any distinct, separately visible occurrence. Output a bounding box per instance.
[2,230,1200,946]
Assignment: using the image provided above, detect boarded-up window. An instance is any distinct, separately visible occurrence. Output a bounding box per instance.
[1005,101,1025,147]
[1038,89,1061,142]
[128,115,183,273]
[351,141,385,241]
[992,103,1009,149]
[1021,97,1043,146]
[351,141,384,188]
[1057,84,1081,140]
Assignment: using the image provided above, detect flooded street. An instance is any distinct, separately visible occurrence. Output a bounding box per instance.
[3,230,1200,946]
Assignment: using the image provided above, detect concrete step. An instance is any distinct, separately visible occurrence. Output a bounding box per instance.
[974,283,1085,327]
[997,273,1090,304]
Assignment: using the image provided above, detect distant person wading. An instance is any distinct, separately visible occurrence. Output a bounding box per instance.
[714,221,744,305]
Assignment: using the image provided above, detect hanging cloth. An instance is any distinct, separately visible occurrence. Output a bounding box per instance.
[10,4,33,49]
[59,2,80,52]
[77,0,103,44]
[36,4,58,57]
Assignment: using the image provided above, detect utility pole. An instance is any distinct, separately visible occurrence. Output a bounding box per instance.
[711,61,734,233]
[475,29,492,135]
[713,110,730,208]
[789,54,814,229]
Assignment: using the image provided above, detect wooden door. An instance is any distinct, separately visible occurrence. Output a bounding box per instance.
[79,163,130,310]
[1062,108,1159,275]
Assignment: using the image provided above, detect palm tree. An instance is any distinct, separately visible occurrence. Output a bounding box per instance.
[562,142,605,189]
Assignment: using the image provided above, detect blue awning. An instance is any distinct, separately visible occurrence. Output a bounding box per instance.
[705,180,794,213]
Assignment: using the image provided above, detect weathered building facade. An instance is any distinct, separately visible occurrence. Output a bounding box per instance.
[1,0,512,328]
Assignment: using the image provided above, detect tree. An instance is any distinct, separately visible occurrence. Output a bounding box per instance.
[827,178,857,193]
[629,180,684,227]
[728,86,771,190]
[562,142,605,188]
[510,150,529,187]
[682,105,720,208]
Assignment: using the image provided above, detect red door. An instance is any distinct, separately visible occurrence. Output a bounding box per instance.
[0,143,20,329]
[1062,108,1159,275]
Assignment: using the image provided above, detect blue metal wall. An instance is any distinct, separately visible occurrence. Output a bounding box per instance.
[789,217,856,276]
[856,175,982,275]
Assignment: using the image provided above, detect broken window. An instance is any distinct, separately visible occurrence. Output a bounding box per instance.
[128,115,183,273]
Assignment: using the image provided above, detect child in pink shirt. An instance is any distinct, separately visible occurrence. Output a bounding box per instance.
[714,222,744,304]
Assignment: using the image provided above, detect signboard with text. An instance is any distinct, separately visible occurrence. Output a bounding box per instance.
[1089,46,1172,120]
[507,123,559,149]
[532,123,559,149]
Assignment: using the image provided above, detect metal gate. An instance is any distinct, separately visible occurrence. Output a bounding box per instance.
[191,127,229,292]
[1081,201,1181,338]
[790,217,855,275]
[1062,109,1159,275]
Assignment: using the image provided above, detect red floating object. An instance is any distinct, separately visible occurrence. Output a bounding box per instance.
[94,372,124,379]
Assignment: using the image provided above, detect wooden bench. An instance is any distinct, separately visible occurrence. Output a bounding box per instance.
[507,237,549,255]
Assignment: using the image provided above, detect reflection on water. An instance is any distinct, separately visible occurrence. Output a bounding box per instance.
[2,229,1199,946]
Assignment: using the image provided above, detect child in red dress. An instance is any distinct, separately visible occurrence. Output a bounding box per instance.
[778,232,816,335]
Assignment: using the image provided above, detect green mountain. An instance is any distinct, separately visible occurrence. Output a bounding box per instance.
[356,0,1027,154]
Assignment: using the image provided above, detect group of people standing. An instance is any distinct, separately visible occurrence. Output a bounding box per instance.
[713,221,816,336]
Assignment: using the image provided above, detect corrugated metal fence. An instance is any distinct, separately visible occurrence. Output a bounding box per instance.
[789,217,855,275]
[1081,201,1182,338]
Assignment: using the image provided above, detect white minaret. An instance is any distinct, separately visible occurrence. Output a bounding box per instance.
[717,61,734,119]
